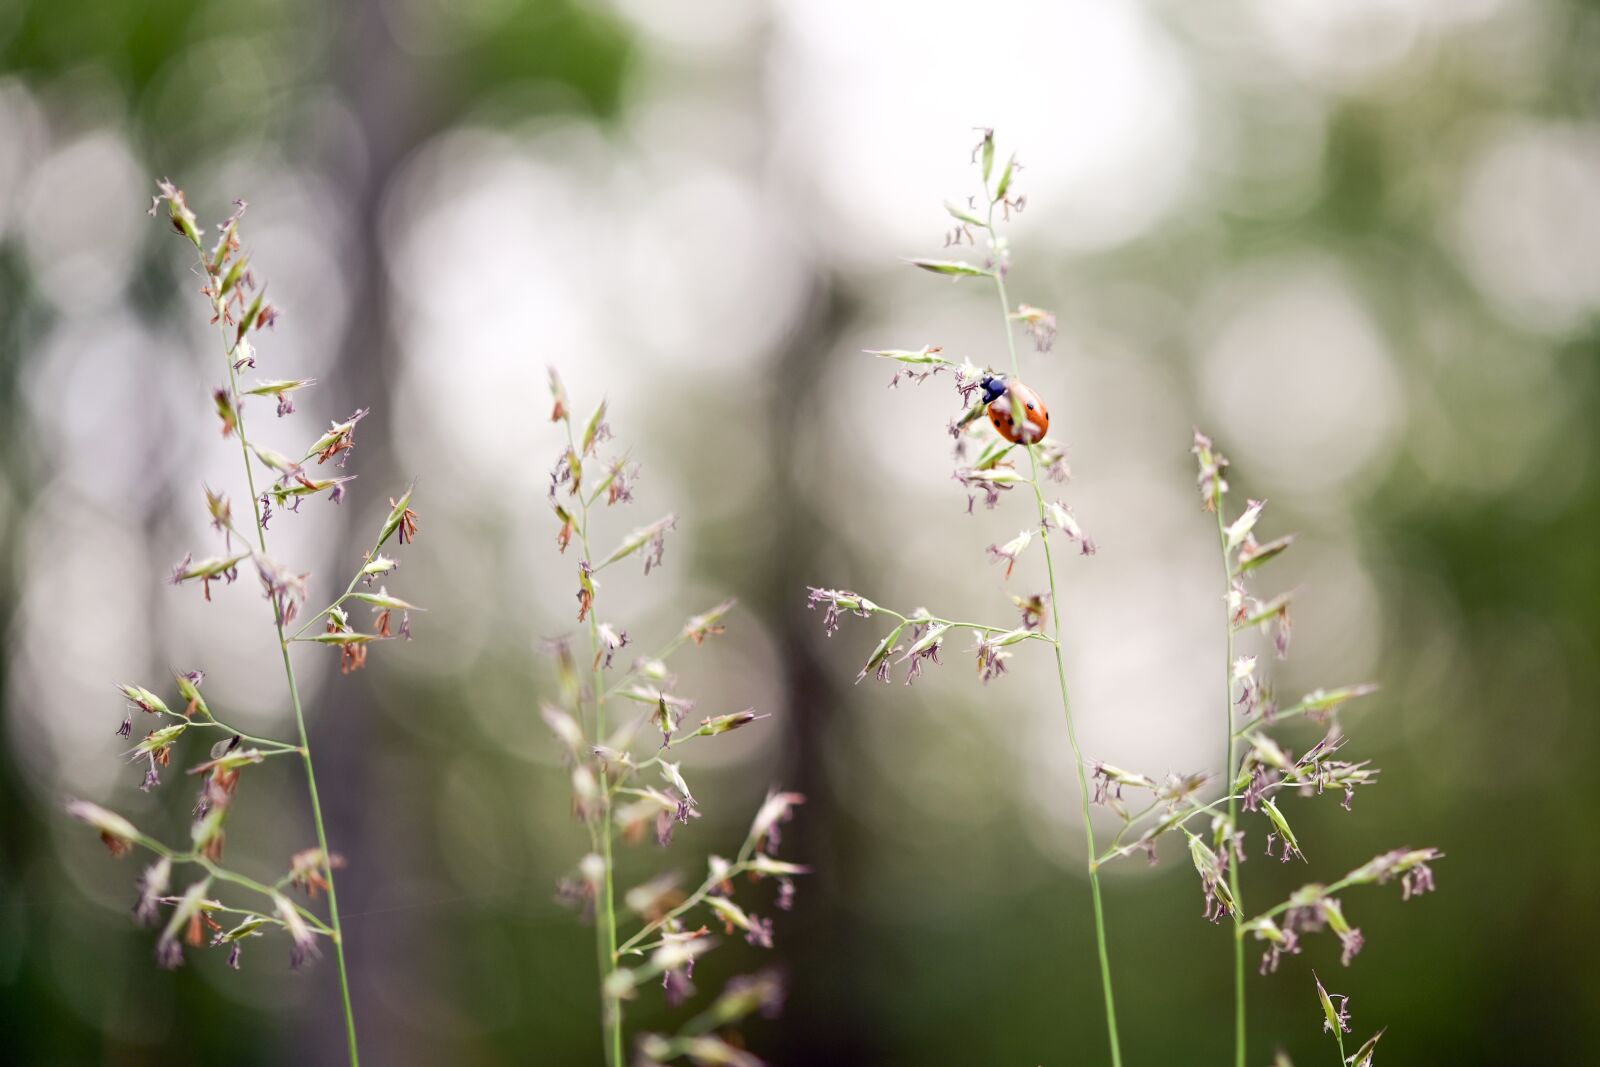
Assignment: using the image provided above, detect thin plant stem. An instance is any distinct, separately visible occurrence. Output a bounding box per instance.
[987,207,1122,1067]
[614,858,753,958]
[1092,793,1248,868]
[1214,501,1247,1067]
[1103,798,1163,854]
[568,421,625,1067]
[128,833,334,933]
[614,812,768,960]
[873,604,1059,641]
[279,639,358,1065]
[152,704,301,753]
[1231,689,1375,738]
[197,857,337,934]
[1249,874,1362,926]
[211,293,361,1066]
[620,735,707,781]
[286,523,397,642]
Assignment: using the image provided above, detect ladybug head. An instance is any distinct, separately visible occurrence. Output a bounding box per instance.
[979,374,1008,405]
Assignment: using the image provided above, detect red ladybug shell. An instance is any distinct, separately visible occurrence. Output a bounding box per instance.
[987,381,1049,444]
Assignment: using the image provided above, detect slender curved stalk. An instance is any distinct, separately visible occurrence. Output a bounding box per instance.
[213,300,361,1066]
[567,421,625,1067]
[151,703,301,753]
[197,857,336,933]
[873,604,1060,641]
[987,213,1122,1066]
[614,858,752,958]
[1233,688,1378,738]
[286,523,399,642]
[1213,503,1246,1067]
[128,834,334,933]
[1250,875,1362,926]
[1093,793,1248,868]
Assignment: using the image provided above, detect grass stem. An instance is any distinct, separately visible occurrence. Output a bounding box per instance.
[1213,499,1246,1067]
[567,419,625,1067]
[988,210,1122,1067]
[212,283,361,1066]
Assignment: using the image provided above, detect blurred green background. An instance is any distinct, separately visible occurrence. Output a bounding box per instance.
[2,0,1597,1063]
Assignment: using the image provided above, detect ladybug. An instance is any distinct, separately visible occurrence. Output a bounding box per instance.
[980,374,1049,444]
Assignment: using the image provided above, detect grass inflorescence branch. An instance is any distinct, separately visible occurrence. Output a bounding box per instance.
[543,371,807,1067]
[64,182,424,1066]
[1089,430,1443,1062]
[813,129,1123,1065]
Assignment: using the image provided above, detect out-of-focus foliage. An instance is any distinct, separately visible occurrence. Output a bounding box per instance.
[1,0,1597,1064]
